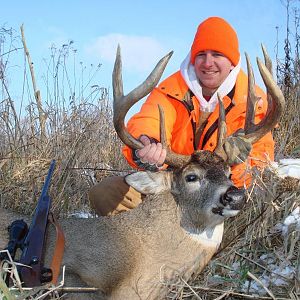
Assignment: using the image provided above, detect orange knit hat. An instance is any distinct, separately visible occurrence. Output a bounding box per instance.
[190,17,240,66]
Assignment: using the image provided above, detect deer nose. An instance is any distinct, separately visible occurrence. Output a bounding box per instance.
[221,186,246,210]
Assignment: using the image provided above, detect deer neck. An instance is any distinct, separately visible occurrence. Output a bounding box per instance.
[134,194,224,250]
[184,222,224,249]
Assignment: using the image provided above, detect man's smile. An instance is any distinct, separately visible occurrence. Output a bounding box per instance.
[201,70,218,75]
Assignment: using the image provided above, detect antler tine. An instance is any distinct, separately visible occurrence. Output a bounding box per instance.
[113,45,124,103]
[244,46,285,143]
[244,52,261,134]
[158,104,190,167]
[261,44,273,75]
[214,93,227,160]
[261,43,275,125]
[158,104,167,147]
[113,45,173,150]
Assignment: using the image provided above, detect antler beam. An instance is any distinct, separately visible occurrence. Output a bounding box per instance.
[113,46,191,167]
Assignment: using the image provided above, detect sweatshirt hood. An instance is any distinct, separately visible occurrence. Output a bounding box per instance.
[180,52,241,112]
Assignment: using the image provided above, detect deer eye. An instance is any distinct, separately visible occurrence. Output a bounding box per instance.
[185,174,198,182]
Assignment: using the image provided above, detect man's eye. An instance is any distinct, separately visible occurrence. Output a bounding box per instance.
[213,52,224,57]
[185,174,198,182]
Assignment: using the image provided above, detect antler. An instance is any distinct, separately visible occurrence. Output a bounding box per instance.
[244,44,285,143]
[214,94,227,158]
[113,45,191,168]
[214,45,285,160]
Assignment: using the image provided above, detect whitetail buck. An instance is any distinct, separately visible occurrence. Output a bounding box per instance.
[0,45,284,299]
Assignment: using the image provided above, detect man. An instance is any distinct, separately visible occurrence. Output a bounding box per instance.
[89,16,274,216]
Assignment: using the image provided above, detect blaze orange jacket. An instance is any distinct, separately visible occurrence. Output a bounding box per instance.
[123,70,274,187]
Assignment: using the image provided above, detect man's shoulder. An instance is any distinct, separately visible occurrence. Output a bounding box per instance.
[156,71,188,100]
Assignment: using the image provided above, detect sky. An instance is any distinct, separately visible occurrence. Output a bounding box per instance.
[1,0,296,117]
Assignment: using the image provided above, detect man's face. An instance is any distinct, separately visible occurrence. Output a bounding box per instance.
[194,50,234,97]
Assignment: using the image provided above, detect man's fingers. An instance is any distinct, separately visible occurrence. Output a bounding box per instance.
[136,142,166,166]
[136,143,151,158]
[136,136,167,167]
[137,143,158,162]
[143,143,159,163]
[139,135,151,146]
[147,143,163,165]
[157,148,167,166]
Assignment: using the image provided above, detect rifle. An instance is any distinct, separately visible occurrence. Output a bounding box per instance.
[17,159,56,287]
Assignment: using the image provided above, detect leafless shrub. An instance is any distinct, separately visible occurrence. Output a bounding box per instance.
[0,25,129,215]
[274,0,300,158]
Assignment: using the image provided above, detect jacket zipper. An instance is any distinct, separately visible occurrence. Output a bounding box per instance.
[166,87,236,151]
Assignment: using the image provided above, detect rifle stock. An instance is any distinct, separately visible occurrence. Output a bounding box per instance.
[18,160,56,287]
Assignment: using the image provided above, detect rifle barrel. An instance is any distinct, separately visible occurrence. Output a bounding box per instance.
[18,159,56,287]
[40,159,56,197]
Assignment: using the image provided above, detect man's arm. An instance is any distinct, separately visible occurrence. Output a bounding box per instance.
[122,88,176,169]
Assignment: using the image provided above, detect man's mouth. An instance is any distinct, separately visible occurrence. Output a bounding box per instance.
[202,70,218,75]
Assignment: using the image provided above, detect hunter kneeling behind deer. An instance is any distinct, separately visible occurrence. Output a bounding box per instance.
[0,17,284,300]
[90,16,280,216]
[85,16,283,298]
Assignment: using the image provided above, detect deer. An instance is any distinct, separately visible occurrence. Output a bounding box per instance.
[0,45,284,299]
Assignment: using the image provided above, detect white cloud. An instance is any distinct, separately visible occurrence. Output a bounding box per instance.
[85,33,167,73]
[43,26,69,49]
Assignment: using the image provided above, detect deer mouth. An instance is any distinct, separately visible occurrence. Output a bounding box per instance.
[212,186,246,217]
[212,206,241,217]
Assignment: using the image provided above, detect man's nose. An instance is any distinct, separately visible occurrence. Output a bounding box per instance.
[203,54,214,67]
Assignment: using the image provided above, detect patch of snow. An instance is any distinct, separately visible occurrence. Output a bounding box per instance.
[241,258,294,295]
[271,159,300,179]
[68,211,95,218]
[274,206,300,235]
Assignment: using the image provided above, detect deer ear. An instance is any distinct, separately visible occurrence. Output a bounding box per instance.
[125,171,171,194]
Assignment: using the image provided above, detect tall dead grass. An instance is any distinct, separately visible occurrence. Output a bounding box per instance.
[0,26,129,216]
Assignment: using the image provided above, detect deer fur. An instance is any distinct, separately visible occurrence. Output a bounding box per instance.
[0,151,245,299]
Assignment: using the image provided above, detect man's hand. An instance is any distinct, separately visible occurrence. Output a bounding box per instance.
[136,135,166,167]
[223,132,252,165]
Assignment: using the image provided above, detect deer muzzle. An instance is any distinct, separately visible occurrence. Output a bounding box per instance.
[221,186,246,210]
[212,186,246,217]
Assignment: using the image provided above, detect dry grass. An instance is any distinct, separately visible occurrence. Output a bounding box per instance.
[1,21,300,299]
[0,97,130,215]
[0,27,130,216]
[274,86,300,159]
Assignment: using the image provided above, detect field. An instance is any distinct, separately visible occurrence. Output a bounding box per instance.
[0,11,300,299]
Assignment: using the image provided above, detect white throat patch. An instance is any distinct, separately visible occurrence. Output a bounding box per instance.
[187,223,224,249]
